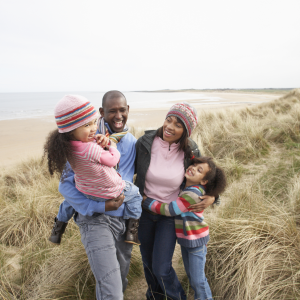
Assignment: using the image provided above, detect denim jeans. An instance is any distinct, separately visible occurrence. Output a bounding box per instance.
[85,181,142,220]
[57,181,142,222]
[75,213,133,300]
[57,199,75,223]
[138,210,186,300]
[181,245,213,300]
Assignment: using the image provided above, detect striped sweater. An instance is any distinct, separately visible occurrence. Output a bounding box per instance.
[69,140,125,198]
[143,185,209,248]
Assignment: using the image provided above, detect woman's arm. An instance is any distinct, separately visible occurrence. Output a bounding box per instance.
[59,163,124,216]
[188,195,219,212]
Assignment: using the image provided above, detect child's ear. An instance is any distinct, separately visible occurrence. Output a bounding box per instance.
[200,179,208,186]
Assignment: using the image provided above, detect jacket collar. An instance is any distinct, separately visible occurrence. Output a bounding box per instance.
[140,130,157,153]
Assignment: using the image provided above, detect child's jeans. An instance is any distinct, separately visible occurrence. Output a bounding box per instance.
[181,244,213,300]
[84,181,142,220]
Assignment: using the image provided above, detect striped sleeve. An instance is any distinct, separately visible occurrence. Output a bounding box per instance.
[143,186,205,217]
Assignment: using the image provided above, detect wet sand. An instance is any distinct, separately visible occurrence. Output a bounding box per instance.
[0,91,285,169]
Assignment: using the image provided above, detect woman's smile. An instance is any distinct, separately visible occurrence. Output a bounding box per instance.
[162,116,184,145]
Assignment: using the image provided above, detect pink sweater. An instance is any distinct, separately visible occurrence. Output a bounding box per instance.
[69,141,125,198]
[144,137,185,204]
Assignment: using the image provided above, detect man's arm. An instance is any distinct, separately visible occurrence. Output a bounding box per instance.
[59,165,124,217]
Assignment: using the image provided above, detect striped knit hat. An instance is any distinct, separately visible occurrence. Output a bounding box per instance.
[55,95,98,133]
[166,102,198,136]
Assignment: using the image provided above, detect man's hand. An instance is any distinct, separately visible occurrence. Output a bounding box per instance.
[142,194,147,204]
[188,195,215,212]
[95,134,109,148]
[105,193,125,211]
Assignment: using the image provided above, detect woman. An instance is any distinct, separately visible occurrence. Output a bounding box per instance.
[135,103,216,300]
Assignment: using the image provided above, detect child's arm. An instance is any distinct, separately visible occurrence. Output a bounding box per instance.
[59,162,124,217]
[143,188,204,216]
[98,146,120,167]
[89,140,120,168]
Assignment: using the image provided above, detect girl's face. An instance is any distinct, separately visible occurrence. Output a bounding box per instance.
[185,163,210,186]
[162,116,184,145]
[71,118,98,143]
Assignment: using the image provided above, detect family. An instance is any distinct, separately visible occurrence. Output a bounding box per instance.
[44,91,227,300]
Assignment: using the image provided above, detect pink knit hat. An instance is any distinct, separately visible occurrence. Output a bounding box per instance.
[55,95,98,133]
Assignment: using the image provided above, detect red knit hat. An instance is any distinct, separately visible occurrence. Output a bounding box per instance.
[54,95,98,133]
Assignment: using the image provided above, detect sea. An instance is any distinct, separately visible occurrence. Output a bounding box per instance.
[0,91,224,121]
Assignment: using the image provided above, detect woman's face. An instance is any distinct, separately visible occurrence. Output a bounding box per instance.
[162,116,185,145]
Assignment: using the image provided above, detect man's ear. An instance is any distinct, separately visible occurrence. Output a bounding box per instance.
[127,105,130,113]
[99,107,104,117]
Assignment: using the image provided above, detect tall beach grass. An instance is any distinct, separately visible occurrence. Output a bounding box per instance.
[0,89,300,299]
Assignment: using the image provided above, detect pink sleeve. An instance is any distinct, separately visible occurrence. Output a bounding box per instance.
[98,147,120,167]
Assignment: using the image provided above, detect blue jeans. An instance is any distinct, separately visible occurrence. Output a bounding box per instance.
[57,181,142,222]
[57,199,75,223]
[85,181,142,220]
[138,210,186,300]
[181,245,213,300]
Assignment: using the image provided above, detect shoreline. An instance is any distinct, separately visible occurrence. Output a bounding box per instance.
[0,91,285,169]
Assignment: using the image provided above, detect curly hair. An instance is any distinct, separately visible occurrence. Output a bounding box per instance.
[191,156,227,197]
[43,129,73,178]
[156,116,192,159]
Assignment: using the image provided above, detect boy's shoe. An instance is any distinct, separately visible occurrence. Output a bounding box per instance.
[49,217,68,245]
[125,218,141,245]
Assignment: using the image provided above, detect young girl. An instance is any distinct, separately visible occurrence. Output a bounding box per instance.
[44,94,142,244]
[143,156,227,300]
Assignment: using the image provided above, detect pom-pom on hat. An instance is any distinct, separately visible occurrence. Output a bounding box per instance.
[166,102,198,136]
[55,95,98,133]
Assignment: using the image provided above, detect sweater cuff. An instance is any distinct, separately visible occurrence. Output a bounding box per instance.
[142,197,155,210]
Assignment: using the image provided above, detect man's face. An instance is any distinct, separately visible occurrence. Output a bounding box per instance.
[99,96,129,133]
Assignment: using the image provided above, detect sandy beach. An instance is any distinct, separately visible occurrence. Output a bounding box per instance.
[0,91,285,169]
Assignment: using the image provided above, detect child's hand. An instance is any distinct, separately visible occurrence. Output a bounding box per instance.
[188,195,215,212]
[95,134,109,148]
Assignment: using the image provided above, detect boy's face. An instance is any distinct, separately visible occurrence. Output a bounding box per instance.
[99,96,129,133]
[185,163,209,186]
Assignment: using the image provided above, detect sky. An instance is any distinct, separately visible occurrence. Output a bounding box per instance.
[0,0,299,92]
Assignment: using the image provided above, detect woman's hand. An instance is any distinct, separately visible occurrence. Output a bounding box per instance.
[105,193,125,211]
[95,134,110,148]
[188,195,215,212]
[142,194,147,205]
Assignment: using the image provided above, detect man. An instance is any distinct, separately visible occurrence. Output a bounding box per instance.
[50,91,137,300]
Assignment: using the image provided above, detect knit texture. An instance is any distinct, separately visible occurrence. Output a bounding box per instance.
[97,117,128,144]
[166,102,198,136]
[143,184,209,248]
[55,95,98,133]
[69,140,125,198]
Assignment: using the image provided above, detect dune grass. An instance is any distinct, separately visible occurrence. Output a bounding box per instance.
[0,89,300,299]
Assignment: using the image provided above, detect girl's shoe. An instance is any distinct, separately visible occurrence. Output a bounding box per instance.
[125,218,141,245]
[49,217,68,245]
